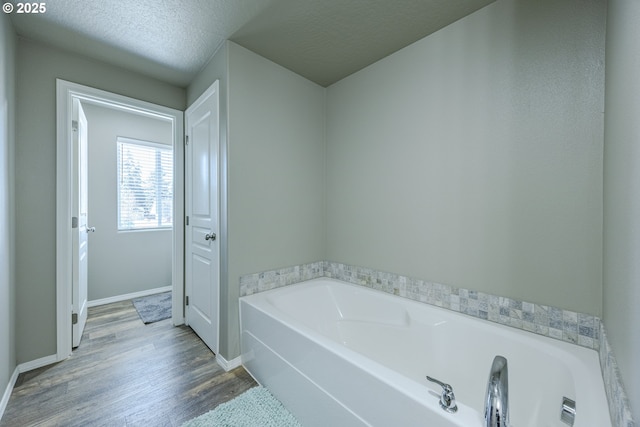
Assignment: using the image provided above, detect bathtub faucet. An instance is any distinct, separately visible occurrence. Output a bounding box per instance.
[426,376,458,413]
[485,355,510,427]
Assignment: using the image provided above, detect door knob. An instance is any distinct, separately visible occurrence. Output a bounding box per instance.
[86,226,96,233]
[205,232,216,241]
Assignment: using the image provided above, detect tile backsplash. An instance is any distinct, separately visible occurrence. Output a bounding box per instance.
[241,260,599,350]
[600,325,636,427]
[239,260,635,427]
[323,261,600,350]
[239,261,324,296]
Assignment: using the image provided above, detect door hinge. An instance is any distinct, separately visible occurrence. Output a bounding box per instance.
[72,120,78,132]
[185,296,189,306]
[72,312,78,325]
[72,216,78,229]
[186,216,189,226]
[185,135,189,146]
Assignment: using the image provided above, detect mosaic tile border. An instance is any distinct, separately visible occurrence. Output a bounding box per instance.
[323,261,600,351]
[239,261,324,296]
[240,260,600,349]
[239,260,635,427]
[600,325,636,427]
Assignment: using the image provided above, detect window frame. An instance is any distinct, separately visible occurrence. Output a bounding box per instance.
[116,136,174,231]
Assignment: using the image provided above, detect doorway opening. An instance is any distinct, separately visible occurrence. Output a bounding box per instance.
[56,79,184,359]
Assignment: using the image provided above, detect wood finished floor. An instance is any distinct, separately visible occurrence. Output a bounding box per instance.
[1,300,257,427]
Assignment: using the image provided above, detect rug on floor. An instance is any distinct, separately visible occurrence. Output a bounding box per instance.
[132,291,172,324]
[181,386,302,427]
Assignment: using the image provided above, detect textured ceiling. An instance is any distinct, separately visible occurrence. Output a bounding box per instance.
[8,0,495,87]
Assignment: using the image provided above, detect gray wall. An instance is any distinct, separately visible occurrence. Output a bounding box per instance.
[82,103,173,301]
[325,0,606,316]
[226,42,325,358]
[15,38,185,363]
[0,12,16,402]
[603,0,640,421]
[187,42,326,360]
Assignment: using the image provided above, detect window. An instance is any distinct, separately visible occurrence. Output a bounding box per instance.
[117,137,173,230]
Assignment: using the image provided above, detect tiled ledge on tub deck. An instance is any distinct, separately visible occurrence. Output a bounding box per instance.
[239,261,325,296]
[239,260,635,427]
[240,260,599,350]
[600,324,636,427]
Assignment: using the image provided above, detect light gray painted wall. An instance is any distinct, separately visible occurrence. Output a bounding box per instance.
[187,42,325,360]
[226,42,325,359]
[603,0,640,421]
[325,0,605,316]
[82,103,173,301]
[15,38,185,363]
[0,12,16,401]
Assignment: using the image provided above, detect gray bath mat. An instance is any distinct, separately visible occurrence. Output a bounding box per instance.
[181,386,301,427]
[132,291,172,324]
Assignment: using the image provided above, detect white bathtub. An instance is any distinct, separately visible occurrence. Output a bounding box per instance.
[239,278,611,427]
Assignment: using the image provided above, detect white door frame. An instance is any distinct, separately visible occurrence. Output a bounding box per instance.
[71,98,89,348]
[55,79,185,360]
[185,81,221,355]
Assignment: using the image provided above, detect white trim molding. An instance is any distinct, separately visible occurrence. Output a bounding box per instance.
[56,79,185,362]
[17,355,58,374]
[1,354,60,420]
[0,367,19,421]
[88,286,173,308]
[216,354,242,372]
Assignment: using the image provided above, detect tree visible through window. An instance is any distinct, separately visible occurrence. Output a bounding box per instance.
[117,137,173,230]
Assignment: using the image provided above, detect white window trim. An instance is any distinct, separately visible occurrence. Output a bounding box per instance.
[116,136,174,231]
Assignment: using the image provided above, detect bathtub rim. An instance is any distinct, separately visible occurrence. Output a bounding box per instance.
[239,277,611,427]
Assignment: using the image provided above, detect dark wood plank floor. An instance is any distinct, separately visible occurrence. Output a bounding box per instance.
[1,299,257,427]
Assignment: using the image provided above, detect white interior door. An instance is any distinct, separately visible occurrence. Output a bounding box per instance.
[185,81,220,353]
[72,98,90,348]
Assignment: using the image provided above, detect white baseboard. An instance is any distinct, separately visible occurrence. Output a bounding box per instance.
[0,366,19,421]
[88,286,172,307]
[18,354,59,373]
[216,354,242,372]
[1,353,60,421]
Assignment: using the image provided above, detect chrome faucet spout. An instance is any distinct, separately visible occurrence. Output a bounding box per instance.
[485,355,509,427]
